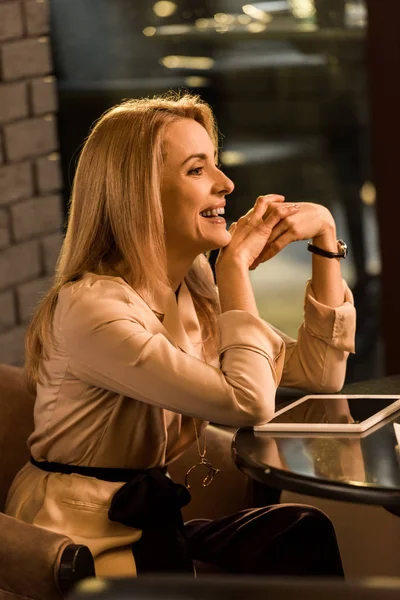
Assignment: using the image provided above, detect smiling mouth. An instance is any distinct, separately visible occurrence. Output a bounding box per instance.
[199,207,225,218]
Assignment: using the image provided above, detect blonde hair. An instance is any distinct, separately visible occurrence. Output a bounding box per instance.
[25,92,221,392]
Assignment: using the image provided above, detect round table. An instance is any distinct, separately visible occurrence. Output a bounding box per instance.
[232,376,400,512]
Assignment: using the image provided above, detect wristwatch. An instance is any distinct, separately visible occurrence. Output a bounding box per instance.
[307,239,348,259]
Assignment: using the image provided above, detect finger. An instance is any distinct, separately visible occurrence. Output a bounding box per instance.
[259,203,299,233]
[259,231,295,262]
[262,202,300,222]
[228,221,237,234]
[249,260,260,271]
[236,195,283,226]
[249,223,289,269]
[236,199,284,229]
[265,221,289,246]
[253,194,285,221]
[251,226,294,267]
[249,208,298,270]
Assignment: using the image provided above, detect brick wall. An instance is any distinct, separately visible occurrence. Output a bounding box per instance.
[0,0,63,365]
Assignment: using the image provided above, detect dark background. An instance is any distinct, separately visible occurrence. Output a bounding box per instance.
[48,0,400,382]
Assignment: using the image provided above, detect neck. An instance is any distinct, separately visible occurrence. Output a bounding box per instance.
[166,247,197,292]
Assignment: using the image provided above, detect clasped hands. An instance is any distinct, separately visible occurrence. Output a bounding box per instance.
[218,194,336,271]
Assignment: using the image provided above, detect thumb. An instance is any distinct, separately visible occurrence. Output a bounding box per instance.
[229,221,237,234]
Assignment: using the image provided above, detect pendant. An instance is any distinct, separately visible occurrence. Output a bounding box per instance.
[184,457,220,489]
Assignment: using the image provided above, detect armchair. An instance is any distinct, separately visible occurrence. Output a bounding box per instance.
[0,364,95,600]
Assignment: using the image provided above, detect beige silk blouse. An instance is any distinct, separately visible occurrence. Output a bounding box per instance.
[6,266,356,577]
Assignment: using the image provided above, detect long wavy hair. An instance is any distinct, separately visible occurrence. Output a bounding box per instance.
[25,92,221,392]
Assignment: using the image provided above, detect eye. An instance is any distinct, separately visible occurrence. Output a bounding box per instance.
[188,166,204,176]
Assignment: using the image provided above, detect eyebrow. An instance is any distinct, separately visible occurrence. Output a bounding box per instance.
[180,152,216,167]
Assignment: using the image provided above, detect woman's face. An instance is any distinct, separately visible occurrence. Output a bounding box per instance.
[161,118,234,257]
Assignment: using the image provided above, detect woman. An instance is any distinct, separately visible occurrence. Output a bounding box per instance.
[6,93,355,578]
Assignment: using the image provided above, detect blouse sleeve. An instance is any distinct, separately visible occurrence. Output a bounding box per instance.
[59,279,285,427]
[273,279,356,392]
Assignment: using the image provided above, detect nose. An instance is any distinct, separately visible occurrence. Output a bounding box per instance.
[216,169,235,196]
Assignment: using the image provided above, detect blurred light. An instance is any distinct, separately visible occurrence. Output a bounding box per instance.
[367,260,381,276]
[237,14,252,24]
[247,21,267,32]
[184,76,209,87]
[77,578,109,594]
[143,26,156,36]
[214,12,235,24]
[261,1,291,11]
[48,152,59,161]
[289,0,315,19]
[220,151,246,166]
[160,55,215,69]
[157,24,192,34]
[216,26,229,33]
[360,181,376,206]
[345,2,367,28]
[242,4,273,22]
[195,18,210,28]
[153,1,177,18]
[161,56,180,68]
[366,576,400,589]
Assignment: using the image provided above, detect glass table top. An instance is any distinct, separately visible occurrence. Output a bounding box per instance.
[233,377,400,494]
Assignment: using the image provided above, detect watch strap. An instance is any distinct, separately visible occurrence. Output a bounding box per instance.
[307,239,348,259]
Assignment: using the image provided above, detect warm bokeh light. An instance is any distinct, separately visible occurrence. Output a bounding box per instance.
[289,0,316,19]
[237,14,252,24]
[214,13,235,25]
[157,24,192,35]
[220,150,246,166]
[195,18,209,29]
[153,1,177,18]
[77,578,109,594]
[242,4,272,23]
[142,26,156,36]
[160,55,215,69]
[184,76,210,87]
[360,181,377,206]
[247,21,267,32]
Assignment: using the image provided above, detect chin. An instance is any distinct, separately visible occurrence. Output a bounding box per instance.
[205,231,232,252]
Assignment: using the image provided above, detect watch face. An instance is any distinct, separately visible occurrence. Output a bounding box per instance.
[337,239,348,258]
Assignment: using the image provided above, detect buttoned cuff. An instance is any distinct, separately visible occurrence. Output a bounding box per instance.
[217,310,285,385]
[304,280,356,353]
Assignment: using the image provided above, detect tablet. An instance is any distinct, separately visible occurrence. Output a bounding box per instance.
[253,394,400,433]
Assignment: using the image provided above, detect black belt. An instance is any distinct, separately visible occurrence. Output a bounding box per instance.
[30,456,193,574]
[30,456,163,482]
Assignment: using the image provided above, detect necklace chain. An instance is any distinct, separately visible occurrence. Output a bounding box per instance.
[194,420,206,458]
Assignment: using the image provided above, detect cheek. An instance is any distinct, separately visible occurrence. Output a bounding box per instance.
[161,186,181,226]
[161,177,207,234]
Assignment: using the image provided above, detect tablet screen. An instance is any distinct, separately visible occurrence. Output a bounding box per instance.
[269,396,400,426]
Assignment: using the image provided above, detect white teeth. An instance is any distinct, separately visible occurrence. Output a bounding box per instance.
[200,207,225,217]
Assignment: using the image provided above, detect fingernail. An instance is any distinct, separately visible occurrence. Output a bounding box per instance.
[291,204,300,208]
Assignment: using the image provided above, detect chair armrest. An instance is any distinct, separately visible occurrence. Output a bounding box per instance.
[0,513,95,600]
